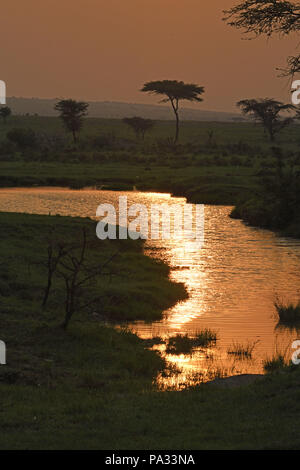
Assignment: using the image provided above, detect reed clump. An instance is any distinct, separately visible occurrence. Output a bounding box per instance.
[166,329,217,355]
[227,340,259,359]
[274,298,300,326]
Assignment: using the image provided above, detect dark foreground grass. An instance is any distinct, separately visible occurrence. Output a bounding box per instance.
[263,354,290,374]
[1,364,300,449]
[1,212,300,449]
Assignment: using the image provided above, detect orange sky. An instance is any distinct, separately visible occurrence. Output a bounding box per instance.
[1,0,299,111]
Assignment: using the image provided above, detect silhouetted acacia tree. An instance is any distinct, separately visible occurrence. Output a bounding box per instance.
[237,98,294,141]
[54,99,89,143]
[224,1,300,75]
[123,116,155,140]
[0,106,11,123]
[141,80,204,143]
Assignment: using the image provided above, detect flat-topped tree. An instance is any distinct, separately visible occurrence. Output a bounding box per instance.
[223,1,300,76]
[141,80,204,143]
[237,98,295,141]
[123,116,155,140]
[54,99,89,143]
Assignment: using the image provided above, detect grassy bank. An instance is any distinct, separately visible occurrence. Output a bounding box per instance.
[0,160,259,205]
[0,212,187,324]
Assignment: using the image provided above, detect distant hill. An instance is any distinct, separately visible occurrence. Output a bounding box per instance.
[6,97,243,122]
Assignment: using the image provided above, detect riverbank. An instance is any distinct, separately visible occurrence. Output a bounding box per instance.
[1,159,299,239]
[0,160,259,205]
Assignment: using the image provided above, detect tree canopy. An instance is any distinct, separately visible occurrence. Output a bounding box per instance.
[0,106,11,123]
[123,116,155,140]
[7,128,37,150]
[54,99,89,143]
[237,98,295,141]
[224,1,300,75]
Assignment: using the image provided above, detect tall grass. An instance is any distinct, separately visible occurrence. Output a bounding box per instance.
[166,329,217,355]
[227,340,259,359]
[263,342,292,373]
[194,329,218,347]
[274,297,300,325]
[263,354,290,373]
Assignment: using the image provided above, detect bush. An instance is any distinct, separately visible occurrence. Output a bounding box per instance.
[7,128,37,150]
[166,329,217,355]
[263,354,289,373]
[274,298,300,325]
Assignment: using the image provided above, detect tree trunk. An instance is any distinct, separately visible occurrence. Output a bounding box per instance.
[61,311,72,331]
[174,110,179,144]
[170,99,180,144]
[42,276,52,308]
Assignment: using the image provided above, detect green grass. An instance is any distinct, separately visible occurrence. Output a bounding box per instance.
[1,363,300,449]
[0,115,297,206]
[0,160,259,206]
[0,115,299,149]
[1,116,300,212]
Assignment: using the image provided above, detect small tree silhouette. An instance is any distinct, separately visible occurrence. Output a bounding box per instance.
[54,99,89,143]
[237,98,294,141]
[141,80,204,143]
[0,106,11,124]
[123,116,155,140]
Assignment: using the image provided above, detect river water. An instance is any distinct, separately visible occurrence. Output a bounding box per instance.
[1,187,300,388]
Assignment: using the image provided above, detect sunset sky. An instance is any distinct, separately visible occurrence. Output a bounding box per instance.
[1,0,299,112]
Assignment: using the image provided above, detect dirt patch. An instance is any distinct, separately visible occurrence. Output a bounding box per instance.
[207,373,265,389]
